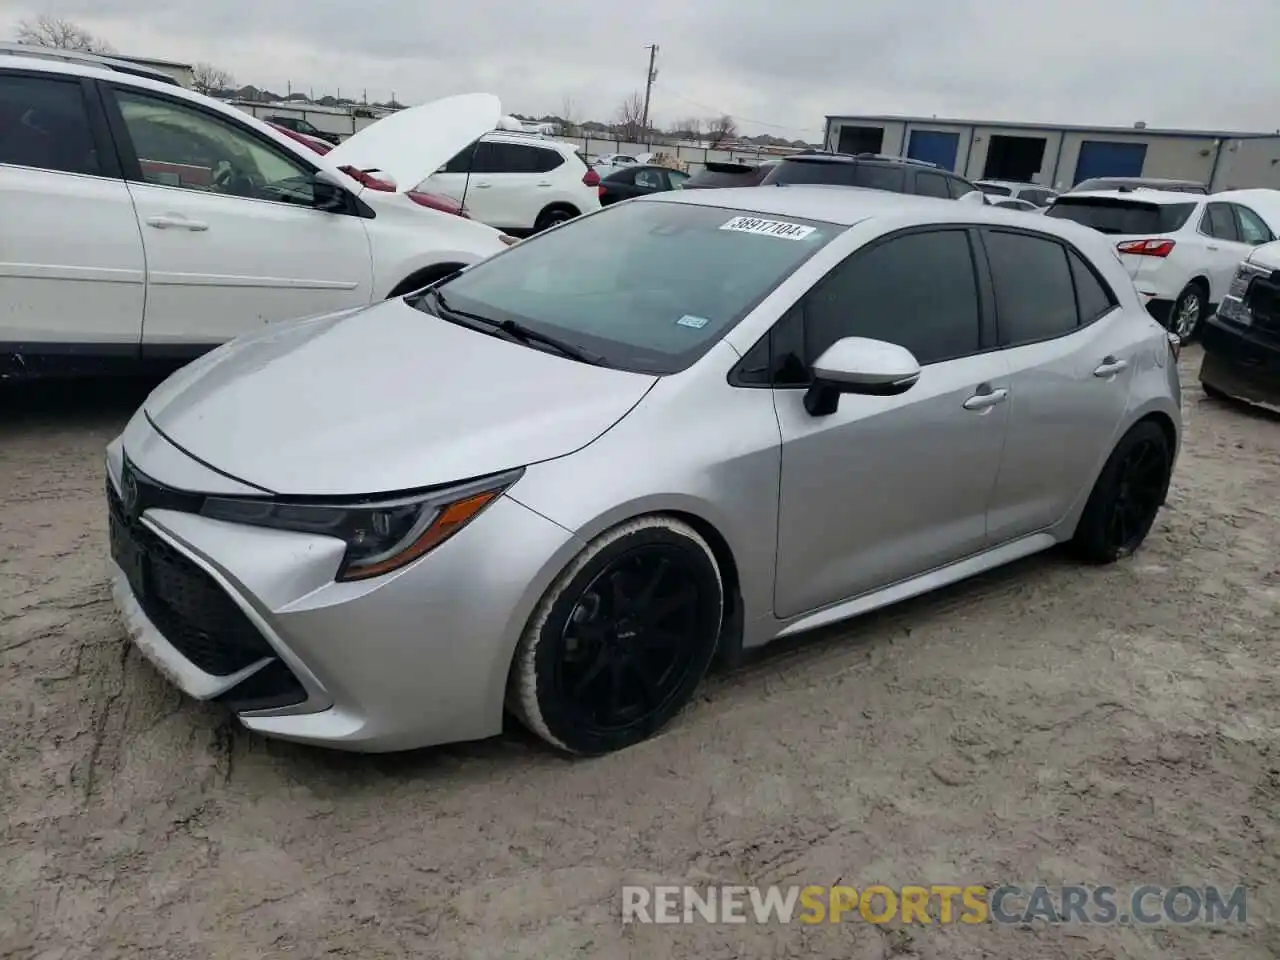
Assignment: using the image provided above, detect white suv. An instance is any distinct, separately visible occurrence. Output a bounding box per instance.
[1044,188,1280,340]
[0,43,512,379]
[423,132,601,234]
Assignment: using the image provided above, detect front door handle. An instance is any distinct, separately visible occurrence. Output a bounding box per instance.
[145,215,208,231]
[537,180,553,187]
[471,182,492,189]
[1093,357,1130,378]
[962,386,1009,411]
[1206,244,1220,251]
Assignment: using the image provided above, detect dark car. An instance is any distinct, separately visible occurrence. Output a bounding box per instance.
[263,115,341,145]
[597,164,689,206]
[680,159,779,190]
[1070,176,1208,195]
[759,152,984,200]
[1199,253,1280,410]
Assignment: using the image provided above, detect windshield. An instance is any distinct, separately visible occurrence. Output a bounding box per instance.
[429,201,836,373]
[1045,197,1196,235]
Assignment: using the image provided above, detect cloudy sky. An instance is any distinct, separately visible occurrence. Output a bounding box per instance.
[2,0,1277,139]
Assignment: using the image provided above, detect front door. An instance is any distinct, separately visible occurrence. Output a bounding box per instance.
[105,84,373,351]
[773,227,1010,619]
[978,228,1134,540]
[1199,202,1253,303]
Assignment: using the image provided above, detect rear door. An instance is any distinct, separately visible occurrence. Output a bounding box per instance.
[772,227,1010,617]
[1199,202,1252,301]
[979,228,1133,540]
[103,83,373,352]
[0,69,145,354]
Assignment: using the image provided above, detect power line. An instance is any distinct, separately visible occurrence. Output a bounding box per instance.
[661,89,822,135]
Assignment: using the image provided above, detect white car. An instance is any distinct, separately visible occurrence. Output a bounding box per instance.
[423,132,602,234]
[989,197,1043,213]
[975,179,1057,207]
[0,43,512,379]
[1044,188,1280,340]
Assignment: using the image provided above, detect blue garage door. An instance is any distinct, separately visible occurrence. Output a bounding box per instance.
[1073,140,1147,185]
[906,130,960,171]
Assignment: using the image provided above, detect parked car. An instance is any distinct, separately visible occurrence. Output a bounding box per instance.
[1199,237,1280,409]
[0,47,517,380]
[989,198,1042,213]
[760,151,986,201]
[1069,177,1207,195]
[424,131,601,233]
[597,163,688,205]
[680,159,779,190]
[263,114,340,145]
[1044,189,1279,340]
[974,179,1057,206]
[106,185,1181,756]
[265,120,334,155]
[592,152,643,171]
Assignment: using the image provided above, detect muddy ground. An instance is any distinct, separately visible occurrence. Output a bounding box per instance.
[2,345,1279,959]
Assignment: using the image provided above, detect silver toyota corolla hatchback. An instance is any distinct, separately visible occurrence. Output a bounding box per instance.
[107,185,1182,755]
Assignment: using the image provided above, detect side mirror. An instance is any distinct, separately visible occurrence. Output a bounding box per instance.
[804,337,921,416]
[312,170,349,212]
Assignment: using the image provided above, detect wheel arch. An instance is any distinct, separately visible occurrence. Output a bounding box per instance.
[383,260,467,299]
[535,202,582,228]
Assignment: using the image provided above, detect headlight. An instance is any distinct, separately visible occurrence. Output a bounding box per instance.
[1227,260,1270,299]
[200,469,523,581]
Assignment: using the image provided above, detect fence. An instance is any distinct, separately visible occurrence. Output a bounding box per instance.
[552,135,798,173]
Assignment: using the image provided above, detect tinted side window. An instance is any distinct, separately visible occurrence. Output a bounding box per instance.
[0,74,101,175]
[441,141,480,173]
[1203,203,1240,241]
[985,230,1078,345]
[1021,188,1052,205]
[802,229,981,367]
[1234,204,1273,245]
[853,164,906,192]
[526,147,565,173]
[1068,249,1116,325]
[946,177,976,199]
[916,172,950,198]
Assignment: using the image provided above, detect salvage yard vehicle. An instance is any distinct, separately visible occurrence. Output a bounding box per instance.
[1045,189,1280,341]
[596,163,689,205]
[1199,239,1280,410]
[760,151,986,202]
[974,179,1057,207]
[106,187,1181,756]
[0,43,513,379]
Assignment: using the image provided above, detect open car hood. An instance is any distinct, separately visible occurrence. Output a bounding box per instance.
[324,93,501,193]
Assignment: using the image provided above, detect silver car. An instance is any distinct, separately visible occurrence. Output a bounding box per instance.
[107,187,1182,755]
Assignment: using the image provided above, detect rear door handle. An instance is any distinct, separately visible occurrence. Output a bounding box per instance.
[1093,357,1130,378]
[471,182,492,189]
[145,215,208,231]
[1206,244,1220,251]
[537,180,553,187]
[962,386,1008,411]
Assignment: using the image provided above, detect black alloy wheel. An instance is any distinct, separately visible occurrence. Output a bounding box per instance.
[1072,421,1172,563]
[510,518,723,755]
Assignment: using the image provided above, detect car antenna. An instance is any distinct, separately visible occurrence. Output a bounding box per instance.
[458,136,484,217]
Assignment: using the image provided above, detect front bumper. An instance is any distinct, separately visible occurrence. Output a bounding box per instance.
[1198,314,1280,408]
[106,426,580,752]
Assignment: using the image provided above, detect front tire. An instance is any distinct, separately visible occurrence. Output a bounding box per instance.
[509,516,723,756]
[533,206,578,232]
[1071,421,1172,563]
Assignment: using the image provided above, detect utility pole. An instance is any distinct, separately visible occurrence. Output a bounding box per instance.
[640,44,658,137]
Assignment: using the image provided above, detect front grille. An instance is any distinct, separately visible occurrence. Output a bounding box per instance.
[1245,277,1280,336]
[215,660,308,713]
[108,477,275,677]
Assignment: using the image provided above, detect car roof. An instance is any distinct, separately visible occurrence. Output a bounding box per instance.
[483,131,571,150]
[977,179,1048,189]
[1056,188,1204,205]
[0,42,179,85]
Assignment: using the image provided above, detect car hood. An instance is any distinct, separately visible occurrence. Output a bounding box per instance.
[324,93,501,193]
[143,299,658,496]
[1247,240,1280,271]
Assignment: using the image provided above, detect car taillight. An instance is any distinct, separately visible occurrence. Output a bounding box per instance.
[1116,238,1175,257]
[405,190,469,218]
[582,168,600,187]
[337,165,396,191]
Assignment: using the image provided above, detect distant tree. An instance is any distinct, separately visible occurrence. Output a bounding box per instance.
[706,114,738,148]
[669,117,702,140]
[15,15,113,53]
[616,91,645,141]
[191,62,234,95]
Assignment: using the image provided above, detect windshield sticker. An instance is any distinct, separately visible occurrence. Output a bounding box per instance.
[719,215,816,240]
[676,314,710,329]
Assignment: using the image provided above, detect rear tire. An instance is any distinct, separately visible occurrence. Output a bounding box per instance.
[1201,381,1229,401]
[1071,421,1172,564]
[509,516,723,756]
[1170,282,1207,342]
[533,205,579,232]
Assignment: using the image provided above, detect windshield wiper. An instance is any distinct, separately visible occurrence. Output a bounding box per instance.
[422,288,604,366]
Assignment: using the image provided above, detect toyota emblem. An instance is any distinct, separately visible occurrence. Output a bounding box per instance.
[121,467,139,518]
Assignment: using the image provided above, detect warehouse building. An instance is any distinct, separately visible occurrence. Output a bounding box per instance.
[822,114,1280,192]
[113,53,195,88]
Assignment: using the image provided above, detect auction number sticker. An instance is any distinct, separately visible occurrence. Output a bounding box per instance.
[719,216,816,240]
